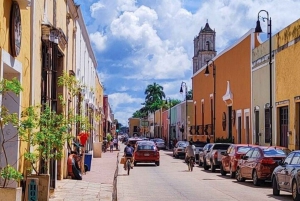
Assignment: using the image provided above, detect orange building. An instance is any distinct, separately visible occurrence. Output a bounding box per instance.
[192,23,259,143]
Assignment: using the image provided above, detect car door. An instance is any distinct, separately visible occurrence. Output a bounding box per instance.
[249,148,261,179]
[240,149,254,178]
[223,145,232,172]
[277,152,294,190]
[285,152,300,190]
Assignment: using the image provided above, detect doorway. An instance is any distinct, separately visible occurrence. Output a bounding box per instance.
[228,106,232,139]
[237,116,241,143]
[246,116,250,144]
[255,110,259,144]
[297,103,300,148]
[279,106,289,147]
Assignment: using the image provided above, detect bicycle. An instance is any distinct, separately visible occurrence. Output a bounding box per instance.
[188,156,195,172]
[125,158,131,175]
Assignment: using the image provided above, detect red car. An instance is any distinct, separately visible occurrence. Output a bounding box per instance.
[236,146,287,186]
[133,141,160,166]
[220,144,255,178]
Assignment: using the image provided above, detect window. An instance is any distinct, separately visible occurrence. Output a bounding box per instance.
[237,146,252,154]
[245,149,254,157]
[213,144,230,150]
[263,149,286,156]
[138,145,155,150]
[291,153,300,165]
[284,153,294,165]
[265,108,270,143]
[251,149,261,158]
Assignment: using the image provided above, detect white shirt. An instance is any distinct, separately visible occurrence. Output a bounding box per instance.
[185,145,195,157]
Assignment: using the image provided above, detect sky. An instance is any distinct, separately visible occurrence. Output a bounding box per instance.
[75,0,300,126]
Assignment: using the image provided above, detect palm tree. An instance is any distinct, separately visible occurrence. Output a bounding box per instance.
[144,82,165,104]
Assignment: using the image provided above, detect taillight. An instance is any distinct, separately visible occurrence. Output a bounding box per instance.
[214,151,218,159]
[235,154,241,160]
[261,158,275,165]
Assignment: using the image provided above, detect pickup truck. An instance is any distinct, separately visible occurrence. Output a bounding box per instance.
[204,143,231,172]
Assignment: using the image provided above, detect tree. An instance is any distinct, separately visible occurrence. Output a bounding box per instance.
[187,89,193,100]
[144,82,165,114]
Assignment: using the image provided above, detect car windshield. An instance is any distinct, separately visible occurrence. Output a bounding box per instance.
[137,144,155,150]
[194,142,207,147]
[178,142,188,147]
[213,144,230,150]
[263,149,286,156]
[237,146,252,153]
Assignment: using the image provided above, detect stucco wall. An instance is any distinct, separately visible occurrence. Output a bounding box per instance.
[193,30,256,143]
[276,40,300,149]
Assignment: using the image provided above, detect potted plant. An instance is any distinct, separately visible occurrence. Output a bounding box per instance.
[0,78,24,201]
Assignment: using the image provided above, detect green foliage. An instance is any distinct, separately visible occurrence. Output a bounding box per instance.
[0,165,23,183]
[215,136,234,143]
[106,133,112,142]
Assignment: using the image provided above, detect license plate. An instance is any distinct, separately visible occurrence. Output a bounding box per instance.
[144,154,150,156]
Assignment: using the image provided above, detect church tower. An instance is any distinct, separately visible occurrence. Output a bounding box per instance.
[193,21,216,74]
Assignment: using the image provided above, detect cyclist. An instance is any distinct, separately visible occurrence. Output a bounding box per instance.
[185,141,195,165]
[123,143,134,170]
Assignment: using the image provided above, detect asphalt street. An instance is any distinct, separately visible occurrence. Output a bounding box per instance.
[117,145,293,201]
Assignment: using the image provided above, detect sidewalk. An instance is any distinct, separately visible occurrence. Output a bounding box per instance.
[49,149,119,201]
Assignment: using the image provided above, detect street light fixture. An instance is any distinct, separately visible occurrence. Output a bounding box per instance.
[255,10,273,145]
[205,60,216,142]
[180,82,188,140]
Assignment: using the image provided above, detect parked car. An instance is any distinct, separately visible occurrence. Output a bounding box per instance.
[198,143,213,166]
[193,141,207,163]
[236,146,287,186]
[272,150,300,201]
[204,143,231,172]
[220,144,256,178]
[173,141,189,158]
[126,137,143,149]
[133,141,160,166]
[155,139,166,150]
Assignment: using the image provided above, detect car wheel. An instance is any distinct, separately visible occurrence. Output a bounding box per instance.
[252,170,261,186]
[292,180,300,201]
[229,165,236,178]
[203,160,209,170]
[211,161,216,172]
[220,164,227,176]
[272,177,280,196]
[134,161,137,166]
[199,160,203,167]
[236,167,245,182]
[155,161,160,166]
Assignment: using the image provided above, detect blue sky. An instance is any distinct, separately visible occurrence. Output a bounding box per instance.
[75,0,300,126]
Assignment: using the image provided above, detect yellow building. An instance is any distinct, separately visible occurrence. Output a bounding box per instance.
[275,19,300,150]
[0,0,31,192]
[95,73,104,142]
[128,118,141,137]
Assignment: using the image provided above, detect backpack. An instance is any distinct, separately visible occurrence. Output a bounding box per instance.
[125,146,132,155]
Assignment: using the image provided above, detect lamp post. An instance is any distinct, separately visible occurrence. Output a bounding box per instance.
[255,10,272,145]
[180,82,188,141]
[194,101,197,135]
[205,60,216,142]
[165,98,172,149]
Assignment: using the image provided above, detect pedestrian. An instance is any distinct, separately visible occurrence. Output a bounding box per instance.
[206,135,211,143]
[113,137,118,150]
[110,140,114,152]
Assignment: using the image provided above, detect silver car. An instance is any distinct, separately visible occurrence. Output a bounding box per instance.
[155,139,166,150]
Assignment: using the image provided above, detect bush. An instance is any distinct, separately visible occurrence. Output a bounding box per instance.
[215,136,234,143]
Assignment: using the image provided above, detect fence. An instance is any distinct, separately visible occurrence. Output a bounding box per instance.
[112,152,119,201]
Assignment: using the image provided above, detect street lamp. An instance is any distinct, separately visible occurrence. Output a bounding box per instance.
[165,98,172,148]
[180,82,188,140]
[205,60,216,142]
[194,101,197,135]
[255,10,272,145]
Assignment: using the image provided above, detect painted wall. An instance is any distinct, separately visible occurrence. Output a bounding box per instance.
[193,29,258,143]
[275,19,300,150]
[0,1,31,187]
[128,118,140,137]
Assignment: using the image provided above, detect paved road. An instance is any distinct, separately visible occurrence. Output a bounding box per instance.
[117,146,292,201]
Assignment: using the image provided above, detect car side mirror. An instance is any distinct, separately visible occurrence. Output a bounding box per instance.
[242,155,249,160]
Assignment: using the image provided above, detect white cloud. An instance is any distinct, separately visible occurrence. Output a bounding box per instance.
[89,32,107,52]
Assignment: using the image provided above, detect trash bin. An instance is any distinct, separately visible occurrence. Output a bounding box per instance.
[84,153,92,171]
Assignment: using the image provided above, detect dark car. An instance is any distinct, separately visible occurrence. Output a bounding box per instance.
[198,143,213,166]
[236,146,287,186]
[272,151,300,201]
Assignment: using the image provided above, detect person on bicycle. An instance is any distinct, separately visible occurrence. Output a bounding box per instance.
[185,141,195,164]
[123,143,134,170]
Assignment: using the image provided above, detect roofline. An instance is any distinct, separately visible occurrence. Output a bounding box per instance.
[192,28,255,78]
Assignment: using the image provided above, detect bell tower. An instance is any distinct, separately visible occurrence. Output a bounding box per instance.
[193,20,216,74]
